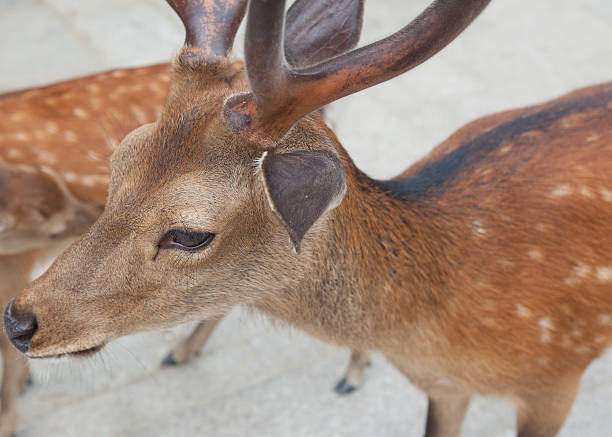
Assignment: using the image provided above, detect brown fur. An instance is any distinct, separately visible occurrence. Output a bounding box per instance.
[8,35,612,437]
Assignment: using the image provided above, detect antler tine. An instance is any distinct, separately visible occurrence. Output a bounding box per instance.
[225,0,490,141]
[299,0,491,106]
[167,0,248,59]
[243,0,289,110]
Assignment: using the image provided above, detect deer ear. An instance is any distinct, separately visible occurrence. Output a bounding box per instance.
[260,150,346,253]
[0,164,63,239]
[284,0,364,68]
[0,164,99,240]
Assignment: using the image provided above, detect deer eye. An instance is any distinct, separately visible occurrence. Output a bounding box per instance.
[159,230,214,251]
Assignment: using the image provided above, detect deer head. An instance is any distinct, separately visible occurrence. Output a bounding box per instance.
[5,0,489,357]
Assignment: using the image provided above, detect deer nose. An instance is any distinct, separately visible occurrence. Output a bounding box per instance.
[3,299,38,353]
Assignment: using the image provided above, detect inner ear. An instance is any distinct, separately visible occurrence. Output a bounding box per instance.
[259,150,346,253]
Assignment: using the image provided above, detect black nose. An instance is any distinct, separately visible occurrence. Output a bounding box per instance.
[3,299,38,353]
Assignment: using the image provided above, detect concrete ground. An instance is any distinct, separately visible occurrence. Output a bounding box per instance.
[1,0,612,435]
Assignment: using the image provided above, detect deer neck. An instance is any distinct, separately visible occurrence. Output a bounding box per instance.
[255,161,457,352]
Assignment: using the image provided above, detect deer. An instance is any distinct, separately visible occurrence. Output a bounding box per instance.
[4,0,612,435]
[0,39,372,437]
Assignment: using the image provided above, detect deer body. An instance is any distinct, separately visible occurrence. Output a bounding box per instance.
[259,82,612,399]
[5,0,611,435]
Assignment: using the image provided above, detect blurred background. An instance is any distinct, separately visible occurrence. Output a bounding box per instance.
[1,0,612,435]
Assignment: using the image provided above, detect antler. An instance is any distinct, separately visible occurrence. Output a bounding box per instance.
[224,0,491,141]
[167,0,248,59]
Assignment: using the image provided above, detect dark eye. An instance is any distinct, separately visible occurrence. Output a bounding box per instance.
[159,230,214,251]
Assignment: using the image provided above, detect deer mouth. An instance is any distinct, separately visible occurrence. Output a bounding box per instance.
[28,343,105,359]
[68,344,104,358]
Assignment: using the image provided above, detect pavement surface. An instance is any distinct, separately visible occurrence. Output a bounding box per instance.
[1,0,612,436]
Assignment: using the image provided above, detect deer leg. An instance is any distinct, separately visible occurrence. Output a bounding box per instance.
[334,349,371,395]
[423,392,471,437]
[0,252,35,437]
[515,377,580,437]
[389,358,471,437]
[0,337,29,437]
[162,317,223,366]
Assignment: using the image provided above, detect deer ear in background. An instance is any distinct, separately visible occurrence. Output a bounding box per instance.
[0,164,64,226]
[259,150,346,253]
[284,0,364,68]
[0,163,100,252]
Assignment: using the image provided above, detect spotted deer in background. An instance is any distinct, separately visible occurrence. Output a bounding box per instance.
[4,0,612,435]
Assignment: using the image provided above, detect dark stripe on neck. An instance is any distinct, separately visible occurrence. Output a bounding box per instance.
[373,87,612,199]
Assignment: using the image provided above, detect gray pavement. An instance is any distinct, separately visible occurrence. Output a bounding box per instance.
[2,0,612,436]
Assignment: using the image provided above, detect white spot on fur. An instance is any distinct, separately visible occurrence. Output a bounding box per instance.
[573,262,592,278]
[596,267,612,283]
[550,184,572,197]
[579,185,594,198]
[86,150,104,162]
[63,130,78,143]
[539,317,554,343]
[62,171,78,183]
[516,304,530,318]
[587,133,600,143]
[14,131,28,141]
[111,70,126,78]
[148,82,166,96]
[130,105,147,123]
[599,314,612,325]
[6,148,22,159]
[44,121,59,134]
[8,111,26,121]
[481,317,495,327]
[80,174,109,187]
[86,83,101,94]
[499,145,512,154]
[564,276,581,287]
[595,336,606,344]
[73,107,88,119]
[472,220,486,236]
[528,249,543,261]
[520,130,542,139]
[599,187,612,202]
[35,149,58,165]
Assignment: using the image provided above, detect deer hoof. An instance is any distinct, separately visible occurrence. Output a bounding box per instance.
[161,353,180,367]
[334,378,357,395]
